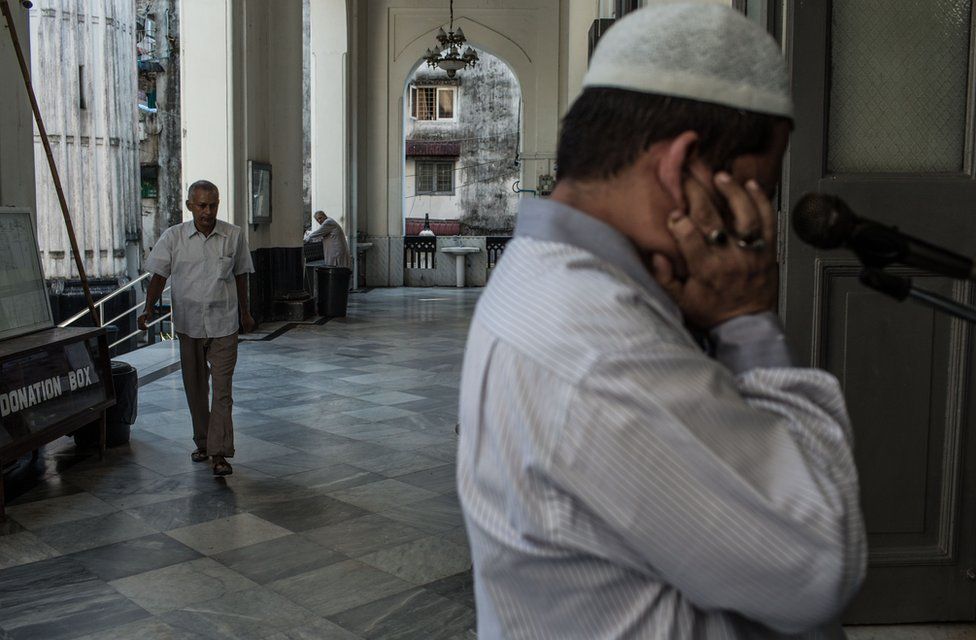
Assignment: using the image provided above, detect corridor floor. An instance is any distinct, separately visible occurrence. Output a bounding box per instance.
[3,287,972,639]
[0,288,478,640]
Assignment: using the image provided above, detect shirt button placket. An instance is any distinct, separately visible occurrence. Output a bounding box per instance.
[204,235,213,338]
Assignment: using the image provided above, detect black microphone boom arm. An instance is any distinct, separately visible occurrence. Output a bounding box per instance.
[792,193,976,282]
[794,193,976,324]
[860,268,976,324]
[850,222,976,280]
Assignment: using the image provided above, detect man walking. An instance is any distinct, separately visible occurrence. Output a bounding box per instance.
[457,3,866,638]
[139,180,255,476]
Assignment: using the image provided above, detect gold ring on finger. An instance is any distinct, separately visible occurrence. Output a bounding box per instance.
[705,228,728,247]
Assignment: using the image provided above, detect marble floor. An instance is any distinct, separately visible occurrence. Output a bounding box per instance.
[0,288,478,640]
[3,287,975,640]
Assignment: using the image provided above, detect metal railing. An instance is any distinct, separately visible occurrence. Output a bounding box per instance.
[404,236,437,269]
[58,272,172,351]
[486,236,512,270]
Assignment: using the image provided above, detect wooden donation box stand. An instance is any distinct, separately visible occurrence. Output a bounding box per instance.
[0,209,114,517]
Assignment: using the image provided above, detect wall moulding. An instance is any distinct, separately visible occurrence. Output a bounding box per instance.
[810,257,974,568]
[391,9,534,65]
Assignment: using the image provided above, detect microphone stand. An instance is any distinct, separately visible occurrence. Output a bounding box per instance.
[859,268,976,324]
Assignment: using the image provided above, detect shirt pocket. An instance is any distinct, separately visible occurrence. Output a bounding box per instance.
[198,255,234,305]
[216,255,235,281]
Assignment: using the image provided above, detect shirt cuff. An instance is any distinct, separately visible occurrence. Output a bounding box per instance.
[709,312,794,374]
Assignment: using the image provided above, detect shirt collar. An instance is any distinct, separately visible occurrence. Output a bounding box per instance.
[515,198,681,321]
[184,219,227,239]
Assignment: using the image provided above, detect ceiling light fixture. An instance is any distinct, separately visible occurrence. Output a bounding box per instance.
[422,0,479,78]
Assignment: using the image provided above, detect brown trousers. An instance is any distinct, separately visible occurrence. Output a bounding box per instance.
[178,332,238,457]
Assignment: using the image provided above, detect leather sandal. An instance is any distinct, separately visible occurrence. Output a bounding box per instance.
[191,448,208,463]
[212,456,233,476]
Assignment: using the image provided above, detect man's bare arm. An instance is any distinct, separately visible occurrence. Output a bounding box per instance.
[137,274,168,331]
[236,273,255,334]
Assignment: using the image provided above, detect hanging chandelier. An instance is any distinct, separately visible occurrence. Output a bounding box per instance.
[423,0,479,78]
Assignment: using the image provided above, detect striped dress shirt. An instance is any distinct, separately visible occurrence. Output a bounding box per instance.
[457,198,866,639]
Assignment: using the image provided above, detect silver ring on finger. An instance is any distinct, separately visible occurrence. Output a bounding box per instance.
[704,228,729,247]
[736,237,766,252]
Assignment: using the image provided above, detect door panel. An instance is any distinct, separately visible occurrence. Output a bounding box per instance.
[784,0,976,623]
[827,0,972,174]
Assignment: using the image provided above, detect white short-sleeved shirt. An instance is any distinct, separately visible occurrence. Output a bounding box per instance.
[145,219,254,339]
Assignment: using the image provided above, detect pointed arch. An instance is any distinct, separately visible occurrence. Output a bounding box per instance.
[386,17,537,237]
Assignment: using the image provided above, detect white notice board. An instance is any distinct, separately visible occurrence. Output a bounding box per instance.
[0,208,54,341]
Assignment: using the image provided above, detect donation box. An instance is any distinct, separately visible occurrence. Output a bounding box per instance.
[0,327,114,516]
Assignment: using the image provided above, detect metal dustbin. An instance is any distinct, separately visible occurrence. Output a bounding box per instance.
[74,361,139,448]
[316,266,351,317]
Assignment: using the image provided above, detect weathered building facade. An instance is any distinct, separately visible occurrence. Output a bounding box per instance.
[136,0,181,257]
[403,52,521,236]
[29,0,140,280]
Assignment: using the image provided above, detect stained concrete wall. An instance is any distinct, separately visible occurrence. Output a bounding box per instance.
[403,52,520,235]
[29,0,140,279]
[357,1,561,240]
[136,0,182,258]
[356,0,563,286]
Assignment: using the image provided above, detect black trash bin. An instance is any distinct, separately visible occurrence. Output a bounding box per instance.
[316,266,351,317]
[74,361,139,448]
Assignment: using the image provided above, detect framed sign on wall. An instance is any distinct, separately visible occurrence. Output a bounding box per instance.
[0,208,54,341]
[248,161,272,225]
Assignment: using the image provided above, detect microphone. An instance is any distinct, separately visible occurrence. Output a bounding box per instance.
[792,193,976,282]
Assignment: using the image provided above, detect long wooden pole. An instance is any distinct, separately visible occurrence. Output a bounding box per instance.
[1,0,100,325]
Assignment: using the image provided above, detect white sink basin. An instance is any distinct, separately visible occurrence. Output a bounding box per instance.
[439,246,481,286]
[440,246,480,255]
[356,242,373,252]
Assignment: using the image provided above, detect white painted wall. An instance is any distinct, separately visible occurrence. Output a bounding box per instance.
[179,0,235,225]
[0,3,36,214]
[240,0,305,251]
[181,0,306,252]
[309,0,347,232]
[177,0,618,287]
[559,0,598,115]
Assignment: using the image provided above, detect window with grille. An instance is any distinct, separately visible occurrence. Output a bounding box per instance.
[410,86,457,121]
[416,161,455,195]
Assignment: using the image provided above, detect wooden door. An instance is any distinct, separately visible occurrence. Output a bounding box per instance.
[782,0,976,623]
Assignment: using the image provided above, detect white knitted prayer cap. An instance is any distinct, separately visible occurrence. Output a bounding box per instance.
[583,0,793,118]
